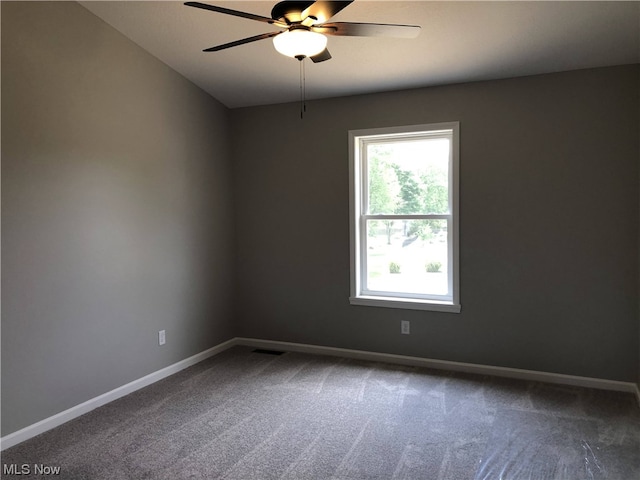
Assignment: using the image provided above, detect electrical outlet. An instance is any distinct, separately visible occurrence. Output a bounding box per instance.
[401,320,410,335]
[159,330,166,345]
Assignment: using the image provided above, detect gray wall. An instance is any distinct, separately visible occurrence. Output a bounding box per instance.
[231,65,639,383]
[2,2,235,436]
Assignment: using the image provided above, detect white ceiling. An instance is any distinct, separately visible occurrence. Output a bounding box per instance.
[80,1,639,109]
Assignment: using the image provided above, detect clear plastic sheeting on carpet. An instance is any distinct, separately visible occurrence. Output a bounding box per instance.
[2,347,639,479]
[474,408,636,480]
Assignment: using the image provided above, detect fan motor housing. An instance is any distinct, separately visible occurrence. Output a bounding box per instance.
[271,1,315,23]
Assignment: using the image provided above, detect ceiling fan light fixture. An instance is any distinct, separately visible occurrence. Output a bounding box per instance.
[273,28,327,58]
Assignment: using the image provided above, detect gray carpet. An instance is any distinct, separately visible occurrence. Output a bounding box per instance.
[2,346,639,479]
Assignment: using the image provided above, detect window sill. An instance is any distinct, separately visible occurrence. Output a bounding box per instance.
[349,295,461,313]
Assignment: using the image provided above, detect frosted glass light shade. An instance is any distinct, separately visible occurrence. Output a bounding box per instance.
[273,29,327,58]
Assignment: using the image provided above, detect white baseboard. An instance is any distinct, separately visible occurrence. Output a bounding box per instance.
[0,338,238,451]
[3,336,638,450]
[235,337,639,395]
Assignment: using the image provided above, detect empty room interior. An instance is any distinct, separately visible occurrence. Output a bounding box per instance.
[2,1,639,478]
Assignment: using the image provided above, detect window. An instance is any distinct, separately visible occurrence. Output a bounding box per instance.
[349,122,460,312]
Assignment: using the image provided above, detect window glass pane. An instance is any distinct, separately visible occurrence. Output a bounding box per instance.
[365,219,449,296]
[367,139,450,215]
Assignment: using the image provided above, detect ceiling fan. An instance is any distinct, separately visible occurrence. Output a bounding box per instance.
[184,1,421,62]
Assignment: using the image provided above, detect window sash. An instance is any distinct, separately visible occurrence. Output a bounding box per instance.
[361,135,453,217]
[360,217,453,301]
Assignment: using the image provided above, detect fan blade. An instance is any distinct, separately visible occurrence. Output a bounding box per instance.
[203,32,282,52]
[310,48,332,63]
[184,2,283,26]
[302,1,353,24]
[315,22,420,38]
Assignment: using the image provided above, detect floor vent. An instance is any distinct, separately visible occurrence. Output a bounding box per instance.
[252,348,285,356]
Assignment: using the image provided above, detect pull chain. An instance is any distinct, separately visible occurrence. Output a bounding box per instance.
[303,57,307,117]
[297,55,306,119]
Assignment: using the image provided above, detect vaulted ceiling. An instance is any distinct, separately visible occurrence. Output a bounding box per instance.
[81,1,640,108]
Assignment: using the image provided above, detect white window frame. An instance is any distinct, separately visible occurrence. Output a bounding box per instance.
[349,122,461,313]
